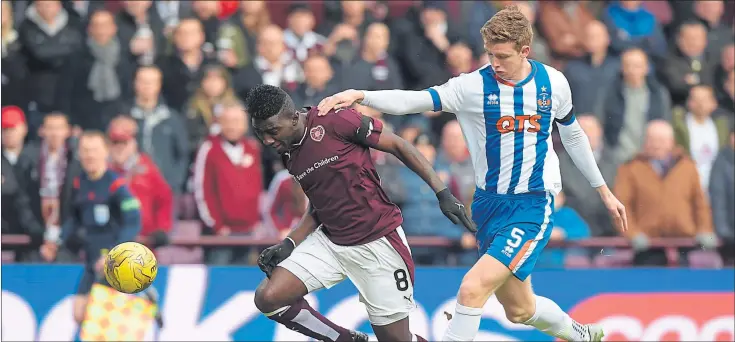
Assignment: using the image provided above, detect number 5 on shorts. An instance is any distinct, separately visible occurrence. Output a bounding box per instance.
[393,269,409,291]
[507,228,525,248]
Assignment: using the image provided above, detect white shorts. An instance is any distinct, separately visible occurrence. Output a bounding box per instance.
[278,226,416,326]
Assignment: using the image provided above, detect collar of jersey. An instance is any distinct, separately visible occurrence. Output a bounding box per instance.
[493,59,537,88]
[290,124,309,149]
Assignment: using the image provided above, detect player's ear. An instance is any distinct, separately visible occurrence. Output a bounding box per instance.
[292,111,299,126]
[520,45,531,59]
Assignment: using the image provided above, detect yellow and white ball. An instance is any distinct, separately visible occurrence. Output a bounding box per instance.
[103,242,158,294]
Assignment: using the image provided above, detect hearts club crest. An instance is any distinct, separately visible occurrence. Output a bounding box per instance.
[310,125,325,142]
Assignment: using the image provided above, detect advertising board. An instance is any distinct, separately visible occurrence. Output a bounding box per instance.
[2,265,733,341]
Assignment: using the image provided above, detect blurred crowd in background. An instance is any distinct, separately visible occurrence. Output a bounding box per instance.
[1,0,734,268]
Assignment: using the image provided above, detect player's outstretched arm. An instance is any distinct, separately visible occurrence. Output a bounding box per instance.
[371,131,477,232]
[557,118,628,233]
[317,89,435,116]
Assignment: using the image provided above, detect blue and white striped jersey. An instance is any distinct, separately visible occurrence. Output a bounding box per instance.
[426,60,574,195]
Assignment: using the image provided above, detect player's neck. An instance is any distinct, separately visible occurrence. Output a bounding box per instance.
[507,59,533,83]
[292,113,308,148]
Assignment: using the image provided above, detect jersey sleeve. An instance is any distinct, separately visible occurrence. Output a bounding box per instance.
[331,108,384,147]
[425,73,467,114]
[553,72,575,125]
[111,179,142,244]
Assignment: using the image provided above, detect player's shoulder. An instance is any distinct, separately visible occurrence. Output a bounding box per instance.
[534,60,569,84]
[307,106,362,129]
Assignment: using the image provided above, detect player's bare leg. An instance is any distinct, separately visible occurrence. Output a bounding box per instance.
[255,266,367,342]
[443,254,602,341]
[72,295,89,325]
[442,254,510,341]
[371,317,427,342]
[496,275,604,341]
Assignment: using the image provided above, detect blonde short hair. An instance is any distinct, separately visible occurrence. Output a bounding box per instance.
[481,5,533,51]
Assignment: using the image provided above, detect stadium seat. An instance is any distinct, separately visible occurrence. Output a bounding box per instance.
[687,250,724,269]
[564,254,592,268]
[1,251,15,263]
[593,249,634,267]
[155,221,204,264]
[177,193,199,220]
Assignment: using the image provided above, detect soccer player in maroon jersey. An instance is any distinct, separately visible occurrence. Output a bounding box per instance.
[246,85,476,342]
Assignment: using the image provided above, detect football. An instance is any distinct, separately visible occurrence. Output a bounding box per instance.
[103,242,158,294]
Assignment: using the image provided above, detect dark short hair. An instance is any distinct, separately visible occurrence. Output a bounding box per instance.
[244,85,295,121]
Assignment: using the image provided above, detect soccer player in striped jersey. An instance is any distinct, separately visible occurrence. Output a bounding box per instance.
[317,5,628,342]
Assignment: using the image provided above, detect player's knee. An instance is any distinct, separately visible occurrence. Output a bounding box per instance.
[503,303,535,324]
[254,282,284,314]
[456,275,491,306]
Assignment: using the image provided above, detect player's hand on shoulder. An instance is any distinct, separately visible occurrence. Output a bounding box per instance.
[436,188,477,233]
[317,89,365,116]
[257,238,296,278]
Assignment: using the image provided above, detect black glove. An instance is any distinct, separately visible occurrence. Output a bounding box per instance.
[436,188,477,233]
[258,238,296,277]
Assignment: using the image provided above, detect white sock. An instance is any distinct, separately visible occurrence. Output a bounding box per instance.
[524,296,590,341]
[442,302,483,341]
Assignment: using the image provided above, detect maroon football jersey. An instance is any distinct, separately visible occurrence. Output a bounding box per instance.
[282,107,403,246]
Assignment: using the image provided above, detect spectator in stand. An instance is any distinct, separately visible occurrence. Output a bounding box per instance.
[436,120,475,206]
[537,0,595,66]
[158,18,217,113]
[191,0,221,49]
[107,115,172,249]
[563,20,620,115]
[283,3,326,65]
[318,0,374,40]
[693,0,733,61]
[237,25,304,98]
[344,22,403,91]
[659,21,716,107]
[559,115,619,237]
[395,133,475,266]
[56,10,134,132]
[185,64,241,159]
[446,42,475,77]
[124,65,189,194]
[24,113,82,256]
[402,2,463,89]
[601,0,668,62]
[115,0,165,67]
[515,1,551,66]
[19,0,83,115]
[289,55,341,109]
[1,107,45,261]
[264,168,308,239]
[465,0,503,58]
[2,106,32,169]
[152,0,193,38]
[193,100,264,264]
[715,44,734,110]
[673,85,731,190]
[537,191,591,269]
[615,120,716,266]
[62,0,107,27]
[2,0,27,109]
[597,48,671,164]
[1,155,45,262]
[710,125,735,266]
[216,0,271,69]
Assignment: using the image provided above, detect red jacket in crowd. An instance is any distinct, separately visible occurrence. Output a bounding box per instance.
[110,153,173,236]
[265,169,308,232]
[193,136,263,234]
